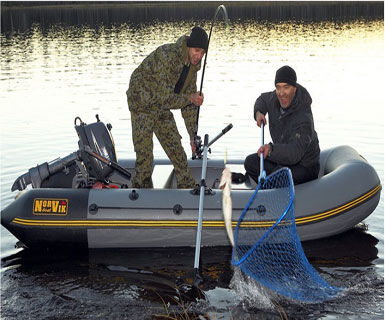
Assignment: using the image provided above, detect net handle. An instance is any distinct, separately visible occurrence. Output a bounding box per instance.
[259,122,266,182]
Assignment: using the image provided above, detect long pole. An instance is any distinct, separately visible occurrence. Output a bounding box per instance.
[193,134,209,286]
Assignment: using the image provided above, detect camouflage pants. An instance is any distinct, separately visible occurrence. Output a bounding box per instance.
[130,110,196,189]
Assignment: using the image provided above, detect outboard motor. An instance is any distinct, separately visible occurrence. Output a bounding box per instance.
[75,115,116,182]
[11,115,130,191]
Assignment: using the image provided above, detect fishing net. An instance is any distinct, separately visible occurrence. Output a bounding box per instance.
[232,167,341,302]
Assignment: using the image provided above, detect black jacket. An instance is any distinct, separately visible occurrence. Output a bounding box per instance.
[253,84,320,168]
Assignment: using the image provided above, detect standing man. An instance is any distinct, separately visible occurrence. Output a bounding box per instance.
[234,65,320,185]
[126,27,208,188]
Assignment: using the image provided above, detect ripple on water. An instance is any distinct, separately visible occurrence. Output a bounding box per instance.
[1,16,383,320]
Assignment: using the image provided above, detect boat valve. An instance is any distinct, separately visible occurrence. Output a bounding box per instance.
[173,204,183,215]
[129,190,139,201]
[89,203,99,215]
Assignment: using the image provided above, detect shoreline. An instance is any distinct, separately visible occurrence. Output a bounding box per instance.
[1,1,383,33]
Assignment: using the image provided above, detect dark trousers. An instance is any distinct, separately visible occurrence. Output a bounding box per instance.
[244,153,319,185]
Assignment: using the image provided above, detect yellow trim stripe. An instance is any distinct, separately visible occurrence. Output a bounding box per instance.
[12,184,381,228]
[295,184,381,225]
[12,217,278,228]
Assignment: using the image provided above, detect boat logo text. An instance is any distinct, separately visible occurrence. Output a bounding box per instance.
[33,198,68,215]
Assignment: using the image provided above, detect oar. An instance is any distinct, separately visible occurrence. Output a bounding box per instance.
[193,134,209,286]
[207,123,233,147]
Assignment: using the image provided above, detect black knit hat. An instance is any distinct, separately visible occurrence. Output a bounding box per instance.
[274,66,297,87]
[187,27,208,51]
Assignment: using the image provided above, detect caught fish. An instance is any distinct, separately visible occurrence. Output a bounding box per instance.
[219,166,234,246]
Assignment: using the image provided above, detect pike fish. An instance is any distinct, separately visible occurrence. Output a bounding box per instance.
[219,167,234,246]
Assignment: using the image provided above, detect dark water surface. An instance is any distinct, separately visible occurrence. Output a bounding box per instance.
[1,3,384,319]
[1,228,382,319]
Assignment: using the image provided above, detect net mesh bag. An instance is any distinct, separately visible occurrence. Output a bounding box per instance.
[232,168,341,302]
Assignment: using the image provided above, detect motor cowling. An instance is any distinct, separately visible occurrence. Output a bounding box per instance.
[75,115,117,182]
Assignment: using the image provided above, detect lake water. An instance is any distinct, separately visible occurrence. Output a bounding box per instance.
[1,5,384,319]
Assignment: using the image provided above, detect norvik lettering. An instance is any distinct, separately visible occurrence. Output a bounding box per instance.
[33,199,68,215]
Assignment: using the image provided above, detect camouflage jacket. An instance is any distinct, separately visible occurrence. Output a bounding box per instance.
[126,35,200,140]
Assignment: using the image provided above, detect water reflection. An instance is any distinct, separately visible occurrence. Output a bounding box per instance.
[1,19,383,165]
[1,227,380,319]
[1,16,383,319]
[1,2,383,34]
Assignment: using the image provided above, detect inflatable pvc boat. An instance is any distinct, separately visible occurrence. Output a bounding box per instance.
[1,116,381,249]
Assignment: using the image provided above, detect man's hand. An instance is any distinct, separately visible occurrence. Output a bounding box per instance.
[191,92,204,106]
[257,144,271,159]
[255,111,267,127]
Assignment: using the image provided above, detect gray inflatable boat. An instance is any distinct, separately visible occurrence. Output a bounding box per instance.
[1,116,381,249]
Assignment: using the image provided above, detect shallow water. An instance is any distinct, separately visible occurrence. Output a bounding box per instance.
[1,7,384,320]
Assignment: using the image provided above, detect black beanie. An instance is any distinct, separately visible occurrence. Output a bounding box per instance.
[274,66,297,87]
[187,27,208,51]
